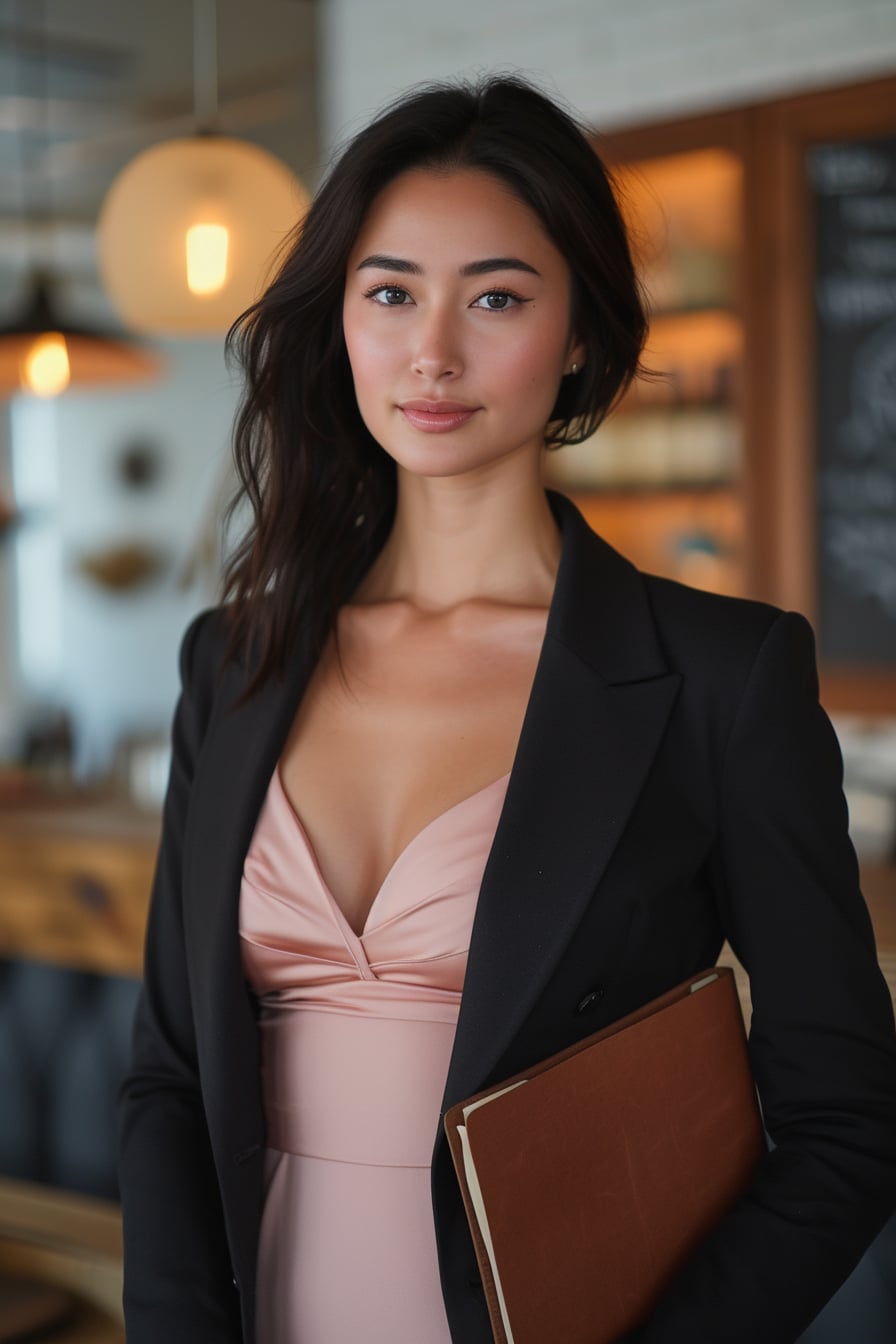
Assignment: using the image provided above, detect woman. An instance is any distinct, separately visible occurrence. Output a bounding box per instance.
[118,76,896,1344]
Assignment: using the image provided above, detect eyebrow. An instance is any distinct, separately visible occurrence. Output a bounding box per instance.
[356,253,542,278]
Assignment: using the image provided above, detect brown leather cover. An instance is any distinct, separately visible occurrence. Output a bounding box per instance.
[443,967,764,1344]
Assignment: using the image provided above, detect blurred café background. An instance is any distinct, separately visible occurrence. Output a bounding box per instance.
[0,0,895,1339]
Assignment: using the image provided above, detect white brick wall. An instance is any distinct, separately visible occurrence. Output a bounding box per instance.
[320,0,896,153]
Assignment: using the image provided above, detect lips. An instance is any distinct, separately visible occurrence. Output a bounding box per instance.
[399,399,479,432]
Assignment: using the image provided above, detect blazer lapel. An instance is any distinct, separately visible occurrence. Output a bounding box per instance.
[439,491,681,1115]
[182,627,317,1129]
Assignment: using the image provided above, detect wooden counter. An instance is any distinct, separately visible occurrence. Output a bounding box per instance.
[0,795,159,978]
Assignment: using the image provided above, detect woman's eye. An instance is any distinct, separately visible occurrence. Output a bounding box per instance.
[471,289,522,311]
[364,285,523,310]
[367,285,411,306]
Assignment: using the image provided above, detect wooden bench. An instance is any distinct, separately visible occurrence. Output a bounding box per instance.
[0,1176,123,1342]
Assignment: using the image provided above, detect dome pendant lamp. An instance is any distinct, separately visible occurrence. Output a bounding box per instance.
[1,0,161,398]
[97,0,308,336]
[0,272,160,398]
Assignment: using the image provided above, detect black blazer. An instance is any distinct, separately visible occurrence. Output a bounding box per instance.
[119,489,896,1344]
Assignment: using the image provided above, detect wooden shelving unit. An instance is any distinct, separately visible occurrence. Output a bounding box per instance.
[545,139,748,599]
[542,73,896,714]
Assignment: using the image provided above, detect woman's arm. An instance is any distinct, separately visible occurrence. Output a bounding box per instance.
[118,610,243,1343]
[638,609,896,1343]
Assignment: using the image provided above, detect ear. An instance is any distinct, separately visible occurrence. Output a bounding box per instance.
[565,335,587,375]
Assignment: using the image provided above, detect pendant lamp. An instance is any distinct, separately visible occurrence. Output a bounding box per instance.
[96,0,308,336]
[2,2,162,399]
[0,272,161,399]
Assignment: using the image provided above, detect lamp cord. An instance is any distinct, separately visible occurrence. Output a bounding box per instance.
[193,0,219,134]
[11,0,38,276]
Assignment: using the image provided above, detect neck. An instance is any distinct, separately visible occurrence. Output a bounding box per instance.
[353,463,561,611]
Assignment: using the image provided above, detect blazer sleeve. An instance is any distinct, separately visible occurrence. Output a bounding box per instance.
[118,609,242,1343]
[636,609,896,1344]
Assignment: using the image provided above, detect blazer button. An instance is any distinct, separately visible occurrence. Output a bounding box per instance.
[575,986,605,1014]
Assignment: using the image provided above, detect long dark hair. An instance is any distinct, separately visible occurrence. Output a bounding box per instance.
[221,73,649,697]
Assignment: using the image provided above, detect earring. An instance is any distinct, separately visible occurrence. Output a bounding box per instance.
[569,362,579,375]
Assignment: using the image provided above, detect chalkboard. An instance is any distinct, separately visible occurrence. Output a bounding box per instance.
[809,134,896,666]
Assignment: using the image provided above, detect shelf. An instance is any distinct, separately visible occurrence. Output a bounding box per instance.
[615,378,739,414]
[614,148,742,313]
[545,402,742,494]
[644,307,742,362]
[563,479,738,498]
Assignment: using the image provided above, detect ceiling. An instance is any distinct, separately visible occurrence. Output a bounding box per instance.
[0,0,319,322]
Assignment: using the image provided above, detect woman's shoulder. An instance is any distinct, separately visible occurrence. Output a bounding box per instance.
[635,567,817,692]
[175,602,238,704]
[642,568,787,638]
[180,602,229,664]
[566,499,815,682]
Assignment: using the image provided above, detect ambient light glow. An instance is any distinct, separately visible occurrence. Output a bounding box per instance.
[186,222,229,295]
[22,332,71,398]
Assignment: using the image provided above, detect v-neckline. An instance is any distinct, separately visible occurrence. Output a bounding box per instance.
[273,765,511,941]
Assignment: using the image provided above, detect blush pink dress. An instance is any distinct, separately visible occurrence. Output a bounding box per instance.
[238,763,511,1344]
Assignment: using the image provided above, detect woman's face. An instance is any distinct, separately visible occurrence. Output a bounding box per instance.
[342,167,585,481]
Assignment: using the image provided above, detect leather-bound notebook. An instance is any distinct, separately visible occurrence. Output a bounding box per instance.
[443,967,764,1344]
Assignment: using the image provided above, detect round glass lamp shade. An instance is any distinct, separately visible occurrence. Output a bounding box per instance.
[97,136,309,336]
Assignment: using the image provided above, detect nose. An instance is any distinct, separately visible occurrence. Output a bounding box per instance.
[411,305,463,381]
